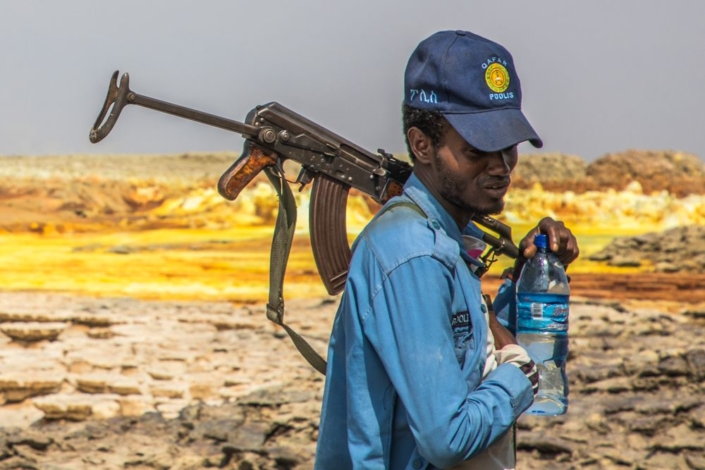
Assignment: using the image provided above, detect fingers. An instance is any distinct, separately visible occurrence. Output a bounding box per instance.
[520,360,539,396]
[522,218,580,267]
[521,243,537,259]
[518,225,540,259]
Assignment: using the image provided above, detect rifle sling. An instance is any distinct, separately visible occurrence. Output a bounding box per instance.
[264,177,426,376]
[265,167,328,375]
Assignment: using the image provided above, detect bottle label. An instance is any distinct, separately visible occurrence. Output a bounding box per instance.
[517,292,569,333]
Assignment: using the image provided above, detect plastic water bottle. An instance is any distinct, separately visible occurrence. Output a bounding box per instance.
[515,234,570,416]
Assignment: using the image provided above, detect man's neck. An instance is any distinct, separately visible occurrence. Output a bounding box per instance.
[413,169,474,229]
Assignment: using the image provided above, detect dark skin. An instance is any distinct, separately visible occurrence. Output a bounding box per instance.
[407,125,580,349]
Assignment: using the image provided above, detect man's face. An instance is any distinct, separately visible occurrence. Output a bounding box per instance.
[429,126,518,216]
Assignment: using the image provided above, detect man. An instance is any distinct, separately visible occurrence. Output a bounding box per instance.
[315,30,579,469]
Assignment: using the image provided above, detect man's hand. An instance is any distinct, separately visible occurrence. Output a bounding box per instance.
[520,360,539,396]
[513,217,580,276]
[488,307,517,350]
[489,309,539,395]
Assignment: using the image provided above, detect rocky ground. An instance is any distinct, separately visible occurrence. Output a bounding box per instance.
[0,286,703,469]
[589,225,705,273]
[0,293,328,470]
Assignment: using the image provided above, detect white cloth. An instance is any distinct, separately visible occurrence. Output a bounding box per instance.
[451,297,532,470]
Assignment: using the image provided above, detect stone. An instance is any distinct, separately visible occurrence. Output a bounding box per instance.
[91,400,121,420]
[155,399,190,420]
[581,377,631,394]
[6,432,53,451]
[0,322,68,342]
[33,395,95,421]
[651,424,705,452]
[0,373,64,403]
[147,368,178,381]
[623,350,660,377]
[685,348,705,380]
[0,311,70,323]
[189,381,220,401]
[117,396,154,417]
[73,314,120,327]
[658,355,690,377]
[601,448,647,466]
[628,415,669,436]
[683,308,705,320]
[517,433,576,455]
[86,328,115,339]
[686,453,705,470]
[607,255,642,267]
[75,374,111,394]
[108,379,142,396]
[224,422,269,453]
[150,383,187,399]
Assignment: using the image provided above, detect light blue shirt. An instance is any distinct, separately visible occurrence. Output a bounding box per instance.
[315,174,534,469]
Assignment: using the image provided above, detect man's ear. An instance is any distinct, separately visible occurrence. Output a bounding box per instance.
[407,127,433,165]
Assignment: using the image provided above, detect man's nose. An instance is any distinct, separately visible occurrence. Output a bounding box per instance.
[487,151,512,175]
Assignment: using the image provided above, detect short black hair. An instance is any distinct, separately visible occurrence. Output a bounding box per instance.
[402,103,448,162]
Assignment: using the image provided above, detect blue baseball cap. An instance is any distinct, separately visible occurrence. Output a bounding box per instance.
[404,30,543,152]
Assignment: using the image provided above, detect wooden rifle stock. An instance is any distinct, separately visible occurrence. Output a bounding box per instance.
[218,143,278,201]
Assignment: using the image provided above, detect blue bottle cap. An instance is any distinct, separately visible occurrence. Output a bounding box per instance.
[534,234,548,249]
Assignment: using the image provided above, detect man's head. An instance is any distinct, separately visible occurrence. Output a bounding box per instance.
[403,30,542,154]
[402,30,542,223]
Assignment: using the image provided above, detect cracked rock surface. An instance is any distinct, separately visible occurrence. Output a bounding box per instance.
[0,291,704,469]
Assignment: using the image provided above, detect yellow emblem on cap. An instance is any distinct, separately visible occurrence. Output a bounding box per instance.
[485,63,510,93]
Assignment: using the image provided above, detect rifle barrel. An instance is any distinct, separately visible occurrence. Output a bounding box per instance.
[129,93,260,138]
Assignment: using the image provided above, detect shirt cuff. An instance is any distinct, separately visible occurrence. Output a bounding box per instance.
[485,362,535,418]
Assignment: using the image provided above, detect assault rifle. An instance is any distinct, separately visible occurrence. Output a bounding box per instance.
[89,71,519,373]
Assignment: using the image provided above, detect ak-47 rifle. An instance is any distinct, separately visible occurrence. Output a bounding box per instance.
[89,70,519,373]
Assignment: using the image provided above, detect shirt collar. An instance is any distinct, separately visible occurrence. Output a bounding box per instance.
[403,173,487,267]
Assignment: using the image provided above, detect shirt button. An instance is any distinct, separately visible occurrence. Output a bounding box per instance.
[412,459,423,469]
[431,221,440,229]
[481,304,488,313]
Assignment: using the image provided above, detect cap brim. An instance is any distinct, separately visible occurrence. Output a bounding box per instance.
[444,109,543,152]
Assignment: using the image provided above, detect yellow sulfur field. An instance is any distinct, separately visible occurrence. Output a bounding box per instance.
[0,176,702,302]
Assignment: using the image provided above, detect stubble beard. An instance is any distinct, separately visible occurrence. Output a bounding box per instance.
[434,154,505,217]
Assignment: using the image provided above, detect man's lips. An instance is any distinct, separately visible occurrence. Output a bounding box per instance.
[482,180,510,196]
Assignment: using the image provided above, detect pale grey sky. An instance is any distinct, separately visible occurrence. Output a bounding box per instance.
[1,0,703,161]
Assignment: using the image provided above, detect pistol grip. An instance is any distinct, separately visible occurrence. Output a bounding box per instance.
[218,145,278,201]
